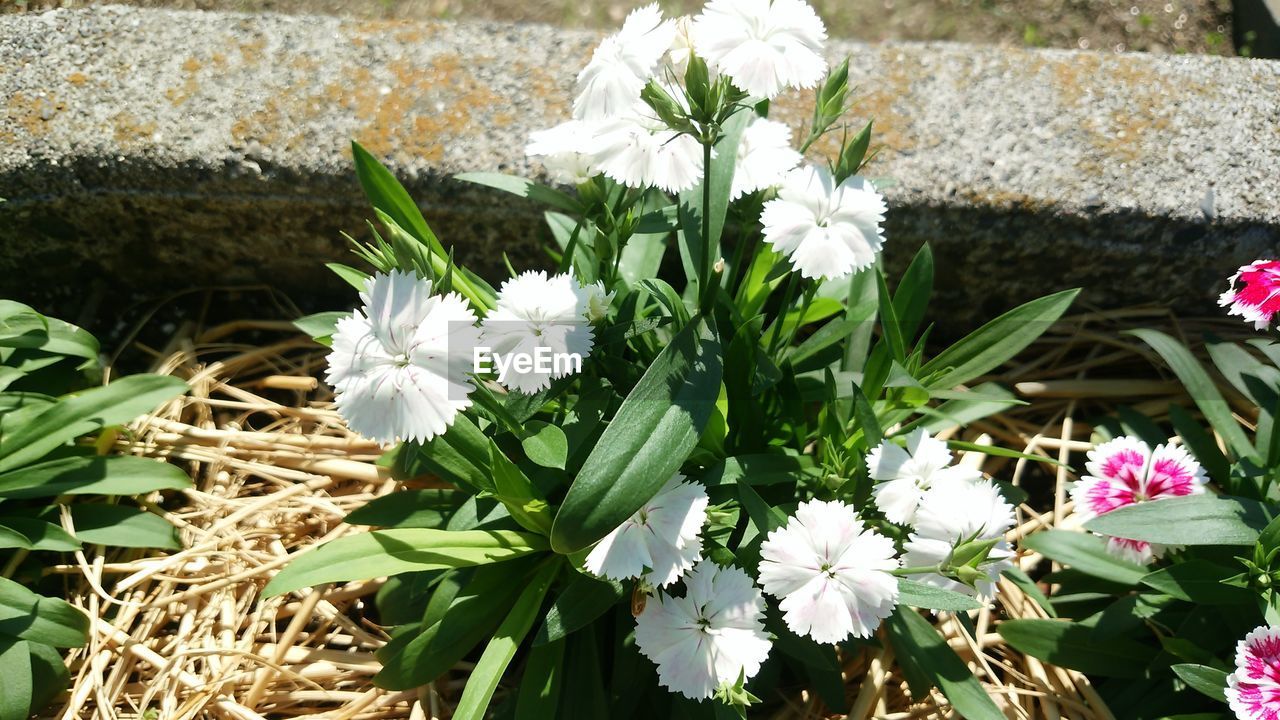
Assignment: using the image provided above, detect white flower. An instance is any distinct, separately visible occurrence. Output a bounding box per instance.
[526,120,598,185]
[584,474,708,587]
[574,3,676,121]
[758,499,900,643]
[731,116,802,200]
[867,428,981,525]
[591,112,705,193]
[635,560,772,699]
[479,271,594,394]
[903,478,1016,599]
[326,270,479,445]
[583,281,615,323]
[760,165,886,280]
[666,15,699,72]
[693,0,827,99]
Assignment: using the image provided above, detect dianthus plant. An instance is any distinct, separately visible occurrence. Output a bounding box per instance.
[269,2,1078,717]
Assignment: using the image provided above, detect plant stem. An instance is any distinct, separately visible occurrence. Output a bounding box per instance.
[892,565,945,577]
[767,273,800,354]
[698,139,715,314]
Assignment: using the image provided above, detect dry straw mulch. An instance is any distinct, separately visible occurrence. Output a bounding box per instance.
[51,307,1254,719]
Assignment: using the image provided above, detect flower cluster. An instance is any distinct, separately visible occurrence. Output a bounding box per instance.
[1221,260,1280,331]
[525,0,886,282]
[1068,436,1207,564]
[328,269,604,445]
[584,428,1016,699]
[1227,626,1280,720]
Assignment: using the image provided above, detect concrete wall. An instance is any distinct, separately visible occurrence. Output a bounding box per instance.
[3,6,1279,323]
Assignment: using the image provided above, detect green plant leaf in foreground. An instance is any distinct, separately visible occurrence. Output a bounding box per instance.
[0,577,88,649]
[1171,663,1228,702]
[0,637,32,720]
[1021,530,1148,585]
[998,619,1156,678]
[264,529,547,597]
[896,578,983,612]
[1084,494,1272,546]
[0,455,192,499]
[551,318,722,554]
[886,608,1004,720]
[67,505,181,550]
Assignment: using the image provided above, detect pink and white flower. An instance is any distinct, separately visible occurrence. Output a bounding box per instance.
[1226,626,1280,720]
[1069,437,1207,564]
[758,499,900,643]
[1220,260,1280,331]
[635,560,772,699]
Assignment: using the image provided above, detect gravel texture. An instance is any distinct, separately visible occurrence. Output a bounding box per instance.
[2,6,1278,323]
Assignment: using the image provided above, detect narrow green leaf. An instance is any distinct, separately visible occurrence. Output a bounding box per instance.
[551,318,722,553]
[264,529,547,597]
[454,172,581,215]
[0,518,79,552]
[533,572,625,646]
[452,560,559,720]
[0,375,188,472]
[1021,530,1147,585]
[67,505,180,550]
[293,311,346,342]
[0,637,31,720]
[0,455,191,499]
[998,619,1156,677]
[921,289,1078,390]
[897,578,982,612]
[516,637,565,720]
[1171,663,1228,702]
[886,608,1005,720]
[343,489,466,528]
[1141,560,1253,604]
[0,578,89,648]
[1085,494,1272,546]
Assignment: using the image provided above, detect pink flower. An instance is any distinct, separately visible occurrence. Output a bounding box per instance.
[1227,626,1280,720]
[1220,260,1280,330]
[1069,437,1206,564]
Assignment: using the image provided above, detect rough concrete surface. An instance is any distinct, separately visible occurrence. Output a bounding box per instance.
[2,6,1278,324]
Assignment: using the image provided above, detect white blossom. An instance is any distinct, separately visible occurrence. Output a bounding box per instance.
[326,271,479,445]
[574,3,676,121]
[526,120,599,185]
[591,112,705,193]
[758,499,900,643]
[867,428,981,525]
[903,478,1016,599]
[583,281,615,323]
[731,116,802,200]
[760,165,886,280]
[693,0,827,99]
[584,474,708,587]
[478,271,594,394]
[635,560,772,699]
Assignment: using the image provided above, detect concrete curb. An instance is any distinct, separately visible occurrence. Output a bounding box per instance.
[3,6,1278,321]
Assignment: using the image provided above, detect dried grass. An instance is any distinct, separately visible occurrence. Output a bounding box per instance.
[49,306,1251,719]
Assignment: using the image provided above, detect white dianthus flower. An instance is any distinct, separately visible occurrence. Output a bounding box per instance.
[584,474,708,587]
[583,281,615,323]
[760,165,887,280]
[326,270,479,445]
[692,0,827,99]
[758,499,900,643]
[574,3,676,121]
[634,560,772,699]
[731,116,802,200]
[479,271,594,394]
[591,112,705,193]
[902,478,1016,599]
[867,428,981,525]
[526,120,599,185]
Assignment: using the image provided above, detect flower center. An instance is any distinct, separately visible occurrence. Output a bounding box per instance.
[820,562,837,579]
[697,616,712,633]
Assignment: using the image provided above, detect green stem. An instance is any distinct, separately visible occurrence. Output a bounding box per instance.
[698,139,716,314]
[892,565,944,577]
[766,273,799,355]
[782,283,818,350]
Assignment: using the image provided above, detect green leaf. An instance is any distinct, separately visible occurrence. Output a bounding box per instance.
[353,141,440,254]
[522,421,568,470]
[1085,494,1272,546]
[533,573,625,646]
[1141,560,1253,604]
[886,608,1004,720]
[892,243,934,344]
[0,518,79,552]
[516,637,565,720]
[998,619,1156,677]
[25,640,69,716]
[454,172,581,215]
[699,454,818,489]
[0,374,188,472]
[264,528,547,597]
[0,455,192,499]
[489,444,553,535]
[1130,329,1254,459]
[921,289,1079,390]
[343,489,466,528]
[452,560,559,720]
[67,504,181,550]
[897,578,982,612]
[0,577,89,648]
[1021,530,1148,585]
[326,262,368,291]
[1001,567,1056,617]
[551,318,722,553]
[1171,663,1228,702]
[0,637,31,720]
[293,311,345,343]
